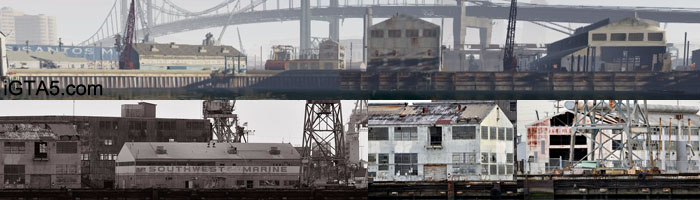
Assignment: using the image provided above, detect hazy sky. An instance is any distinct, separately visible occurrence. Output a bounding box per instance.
[0,100,368,158]
[2,0,700,60]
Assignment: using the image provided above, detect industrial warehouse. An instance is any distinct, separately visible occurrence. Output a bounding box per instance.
[368,101,515,182]
[0,100,368,199]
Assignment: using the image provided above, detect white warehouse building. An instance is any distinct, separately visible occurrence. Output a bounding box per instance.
[368,102,515,182]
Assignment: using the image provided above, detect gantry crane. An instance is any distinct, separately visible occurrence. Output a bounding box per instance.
[203,100,250,143]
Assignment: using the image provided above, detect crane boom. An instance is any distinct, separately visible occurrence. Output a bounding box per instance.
[119,0,136,70]
[216,0,268,45]
[503,0,518,71]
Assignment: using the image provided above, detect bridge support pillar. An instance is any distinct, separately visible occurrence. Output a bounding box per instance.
[300,0,312,59]
[329,0,340,42]
[452,0,466,50]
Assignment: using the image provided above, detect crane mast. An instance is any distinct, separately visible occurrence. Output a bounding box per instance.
[503,0,518,71]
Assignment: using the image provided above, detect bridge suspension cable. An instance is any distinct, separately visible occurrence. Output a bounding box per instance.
[79,0,120,46]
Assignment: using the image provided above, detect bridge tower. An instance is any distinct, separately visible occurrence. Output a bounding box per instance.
[300,0,312,59]
[300,100,348,186]
[329,0,340,42]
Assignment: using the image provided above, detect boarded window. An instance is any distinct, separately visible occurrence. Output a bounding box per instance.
[628,33,644,41]
[56,142,78,154]
[378,153,389,170]
[610,33,626,41]
[388,29,402,38]
[369,127,389,140]
[394,127,418,141]
[481,126,489,139]
[4,142,25,154]
[648,32,663,41]
[452,126,476,140]
[592,33,607,41]
[405,29,419,37]
[395,153,418,175]
[423,29,438,37]
[4,165,25,185]
[370,30,384,38]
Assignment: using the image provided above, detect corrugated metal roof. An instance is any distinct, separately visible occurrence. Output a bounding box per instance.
[0,123,60,140]
[369,102,495,125]
[122,142,300,160]
[133,43,244,57]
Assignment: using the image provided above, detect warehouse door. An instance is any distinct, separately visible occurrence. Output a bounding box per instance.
[423,165,447,181]
[29,175,51,188]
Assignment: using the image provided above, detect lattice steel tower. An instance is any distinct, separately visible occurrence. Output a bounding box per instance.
[203,100,248,143]
[300,100,348,186]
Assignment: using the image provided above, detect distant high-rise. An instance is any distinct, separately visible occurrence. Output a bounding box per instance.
[0,7,57,45]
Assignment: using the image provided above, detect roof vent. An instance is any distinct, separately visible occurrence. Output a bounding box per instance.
[150,45,159,52]
[155,146,167,154]
[269,146,280,155]
[227,146,237,154]
[199,46,207,53]
[170,42,179,49]
[221,48,229,53]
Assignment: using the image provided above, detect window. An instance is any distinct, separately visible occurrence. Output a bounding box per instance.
[481,126,489,139]
[490,164,497,175]
[506,128,514,140]
[34,142,48,160]
[610,33,626,41]
[370,30,384,38]
[498,127,505,140]
[4,142,25,154]
[453,152,476,163]
[56,142,78,154]
[423,29,437,37]
[481,152,489,163]
[99,154,118,161]
[4,165,25,185]
[629,33,644,41]
[507,165,514,175]
[592,33,607,41]
[394,153,418,175]
[369,127,389,140]
[129,121,147,130]
[506,153,514,163]
[692,128,699,136]
[394,127,418,141]
[481,164,489,174]
[648,32,663,41]
[490,152,497,163]
[452,126,476,140]
[388,29,401,38]
[260,180,280,186]
[489,127,497,140]
[378,153,389,170]
[158,121,176,130]
[429,126,442,146]
[56,164,78,174]
[368,154,376,164]
[498,165,505,175]
[104,139,113,146]
[99,121,118,130]
[612,140,623,150]
[405,29,419,37]
[509,102,517,111]
[236,180,245,186]
[81,153,89,161]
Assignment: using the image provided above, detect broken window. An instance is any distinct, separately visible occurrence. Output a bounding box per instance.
[481,164,489,174]
[429,126,442,146]
[388,29,402,38]
[369,127,389,140]
[4,142,25,154]
[452,126,476,140]
[490,152,497,163]
[610,33,626,41]
[405,29,419,37]
[394,153,418,175]
[648,32,663,41]
[628,33,644,41]
[370,30,384,38]
[56,142,78,154]
[368,154,376,164]
[550,112,574,126]
[489,127,497,140]
[481,153,489,163]
[378,153,389,170]
[4,165,25,185]
[592,33,607,41]
[34,142,48,160]
[394,127,418,141]
[481,126,489,139]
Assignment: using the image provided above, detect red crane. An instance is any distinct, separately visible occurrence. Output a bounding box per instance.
[503,0,518,71]
[119,0,136,70]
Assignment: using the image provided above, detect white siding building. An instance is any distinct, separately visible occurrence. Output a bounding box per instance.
[368,102,515,182]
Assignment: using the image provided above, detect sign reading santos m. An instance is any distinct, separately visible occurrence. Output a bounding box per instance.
[119,165,300,174]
